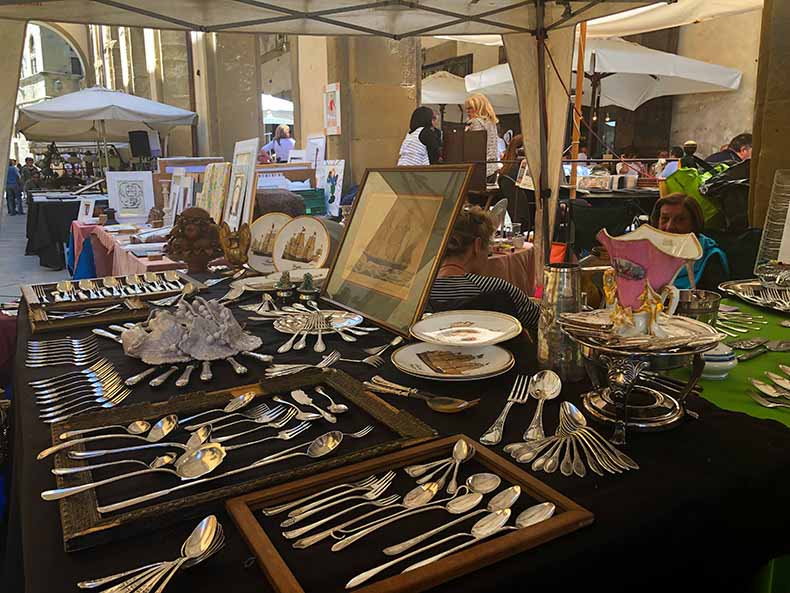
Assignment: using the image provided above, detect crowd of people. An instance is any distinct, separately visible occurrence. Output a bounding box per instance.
[4,157,44,216]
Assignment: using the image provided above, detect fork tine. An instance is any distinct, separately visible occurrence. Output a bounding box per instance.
[350,425,374,438]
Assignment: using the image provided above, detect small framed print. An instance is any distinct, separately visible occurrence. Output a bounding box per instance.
[223,138,260,231]
[323,83,341,136]
[322,165,474,336]
[106,171,155,222]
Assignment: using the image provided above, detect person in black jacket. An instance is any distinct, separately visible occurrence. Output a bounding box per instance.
[706,133,752,165]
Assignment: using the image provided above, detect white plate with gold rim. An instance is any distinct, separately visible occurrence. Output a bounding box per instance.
[410,310,522,347]
[391,342,514,381]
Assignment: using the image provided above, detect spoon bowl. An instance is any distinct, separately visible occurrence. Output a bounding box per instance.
[514,502,556,528]
[466,472,501,494]
[531,370,562,400]
[403,481,440,507]
[174,443,228,479]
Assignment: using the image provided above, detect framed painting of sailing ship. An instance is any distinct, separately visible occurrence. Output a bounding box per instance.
[249,212,292,273]
[322,165,474,336]
[272,216,331,272]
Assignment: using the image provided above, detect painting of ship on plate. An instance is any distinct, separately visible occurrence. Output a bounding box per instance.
[272,215,331,271]
[248,212,291,273]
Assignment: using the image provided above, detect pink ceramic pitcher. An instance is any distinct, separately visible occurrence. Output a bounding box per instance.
[596,225,702,310]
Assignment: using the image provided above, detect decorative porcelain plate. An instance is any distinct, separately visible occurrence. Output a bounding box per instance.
[272,216,331,272]
[410,310,522,346]
[230,268,329,292]
[248,212,292,273]
[391,342,514,381]
[273,310,363,335]
[560,308,725,354]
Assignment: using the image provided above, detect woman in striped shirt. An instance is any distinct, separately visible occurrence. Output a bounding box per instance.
[430,207,539,330]
[397,106,441,166]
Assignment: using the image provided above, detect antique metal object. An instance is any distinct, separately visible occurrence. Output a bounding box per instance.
[538,263,584,381]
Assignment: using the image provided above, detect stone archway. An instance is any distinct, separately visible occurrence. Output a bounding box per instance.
[33,21,92,87]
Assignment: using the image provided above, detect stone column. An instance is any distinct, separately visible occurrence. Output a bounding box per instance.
[750,0,790,227]
[125,27,151,99]
[325,37,419,185]
[158,31,194,156]
[291,35,328,149]
[0,19,27,191]
[190,32,262,159]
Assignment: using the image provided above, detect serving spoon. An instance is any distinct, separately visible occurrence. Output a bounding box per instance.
[400,502,557,574]
[58,420,151,441]
[37,415,178,460]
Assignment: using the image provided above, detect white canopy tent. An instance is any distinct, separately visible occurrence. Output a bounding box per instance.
[465,37,742,112]
[0,0,660,271]
[261,94,294,126]
[16,86,197,142]
[436,0,763,44]
[421,71,519,115]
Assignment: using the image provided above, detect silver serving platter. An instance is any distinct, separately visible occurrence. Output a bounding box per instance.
[560,309,724,357]
[273,310,364,335]
[719,279,790,314]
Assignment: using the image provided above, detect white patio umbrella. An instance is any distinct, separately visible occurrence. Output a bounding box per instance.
[16,86,197,142]
[421,71,519,116]
[16,86,197,168]
[465,37,742,112]
[261,94,294,126]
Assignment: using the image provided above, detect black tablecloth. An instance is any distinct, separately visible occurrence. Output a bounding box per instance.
[4,280,790,593]
[25,198,81,269]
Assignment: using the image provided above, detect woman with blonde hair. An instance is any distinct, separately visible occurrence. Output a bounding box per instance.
[464,94,500,180]
[430,206,539,330]
[262,124,296,163]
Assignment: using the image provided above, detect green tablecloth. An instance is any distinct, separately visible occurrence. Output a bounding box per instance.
[684,299,790,592]
[698,300,790,428]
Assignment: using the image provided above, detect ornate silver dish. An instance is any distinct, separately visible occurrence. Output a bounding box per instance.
[273,310,363,335]
[560,310,723,444]
[719,279,790,314]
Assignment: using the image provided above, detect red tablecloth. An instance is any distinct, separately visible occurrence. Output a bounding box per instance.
[71,221,184,277]
[485,244,536,296]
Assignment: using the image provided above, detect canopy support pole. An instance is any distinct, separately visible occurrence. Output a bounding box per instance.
[100,120,110,172]
[536,0,551,266]
[569,21,587,199]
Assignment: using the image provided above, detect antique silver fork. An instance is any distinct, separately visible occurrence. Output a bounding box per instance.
[479,374,531,445]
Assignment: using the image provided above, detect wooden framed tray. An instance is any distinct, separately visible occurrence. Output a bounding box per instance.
[23,271,205,335]
[226,434,594,593]
[48,368,436,551]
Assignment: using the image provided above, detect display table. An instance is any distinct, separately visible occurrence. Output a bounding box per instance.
[70,221,184,278]
[486,245,535,296]
[25,194,82,270]
[4,281,790,593]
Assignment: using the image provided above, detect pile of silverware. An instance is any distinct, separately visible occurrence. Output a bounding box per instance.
[31,359,131,423]
[26,335,100,367]
[504,402,639,477]
[748,364,790,410]
[261,439,556,588]
[714,310,768,338]
[37,390,373,512]
[41,271,186,304]
[76,515,224,592]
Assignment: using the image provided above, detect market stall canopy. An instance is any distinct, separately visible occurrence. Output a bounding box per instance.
[261,94,294,125]
[435,0,763,44]
[0,1,653,36]
[465,37,742,111]
[421,71,519,114]
[16,86,198,142]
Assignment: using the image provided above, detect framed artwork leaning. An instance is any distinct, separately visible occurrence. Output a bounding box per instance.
[197,162,231,224]
[322,165,474,336]
[106,171,155,223]
[223,138,260,231]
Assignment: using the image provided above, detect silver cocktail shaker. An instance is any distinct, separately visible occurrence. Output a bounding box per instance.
[538,263,585,381]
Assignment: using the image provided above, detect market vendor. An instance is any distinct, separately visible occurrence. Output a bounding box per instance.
[397,106,440,166]
[261,124,296,163]
[430,206,540,330]
[464,94,500,181]
[650,193,730,292]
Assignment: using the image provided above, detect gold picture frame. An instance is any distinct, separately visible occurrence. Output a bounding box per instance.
[321,165,474,336]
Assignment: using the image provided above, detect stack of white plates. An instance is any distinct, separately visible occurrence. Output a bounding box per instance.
[391,310,520,381]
